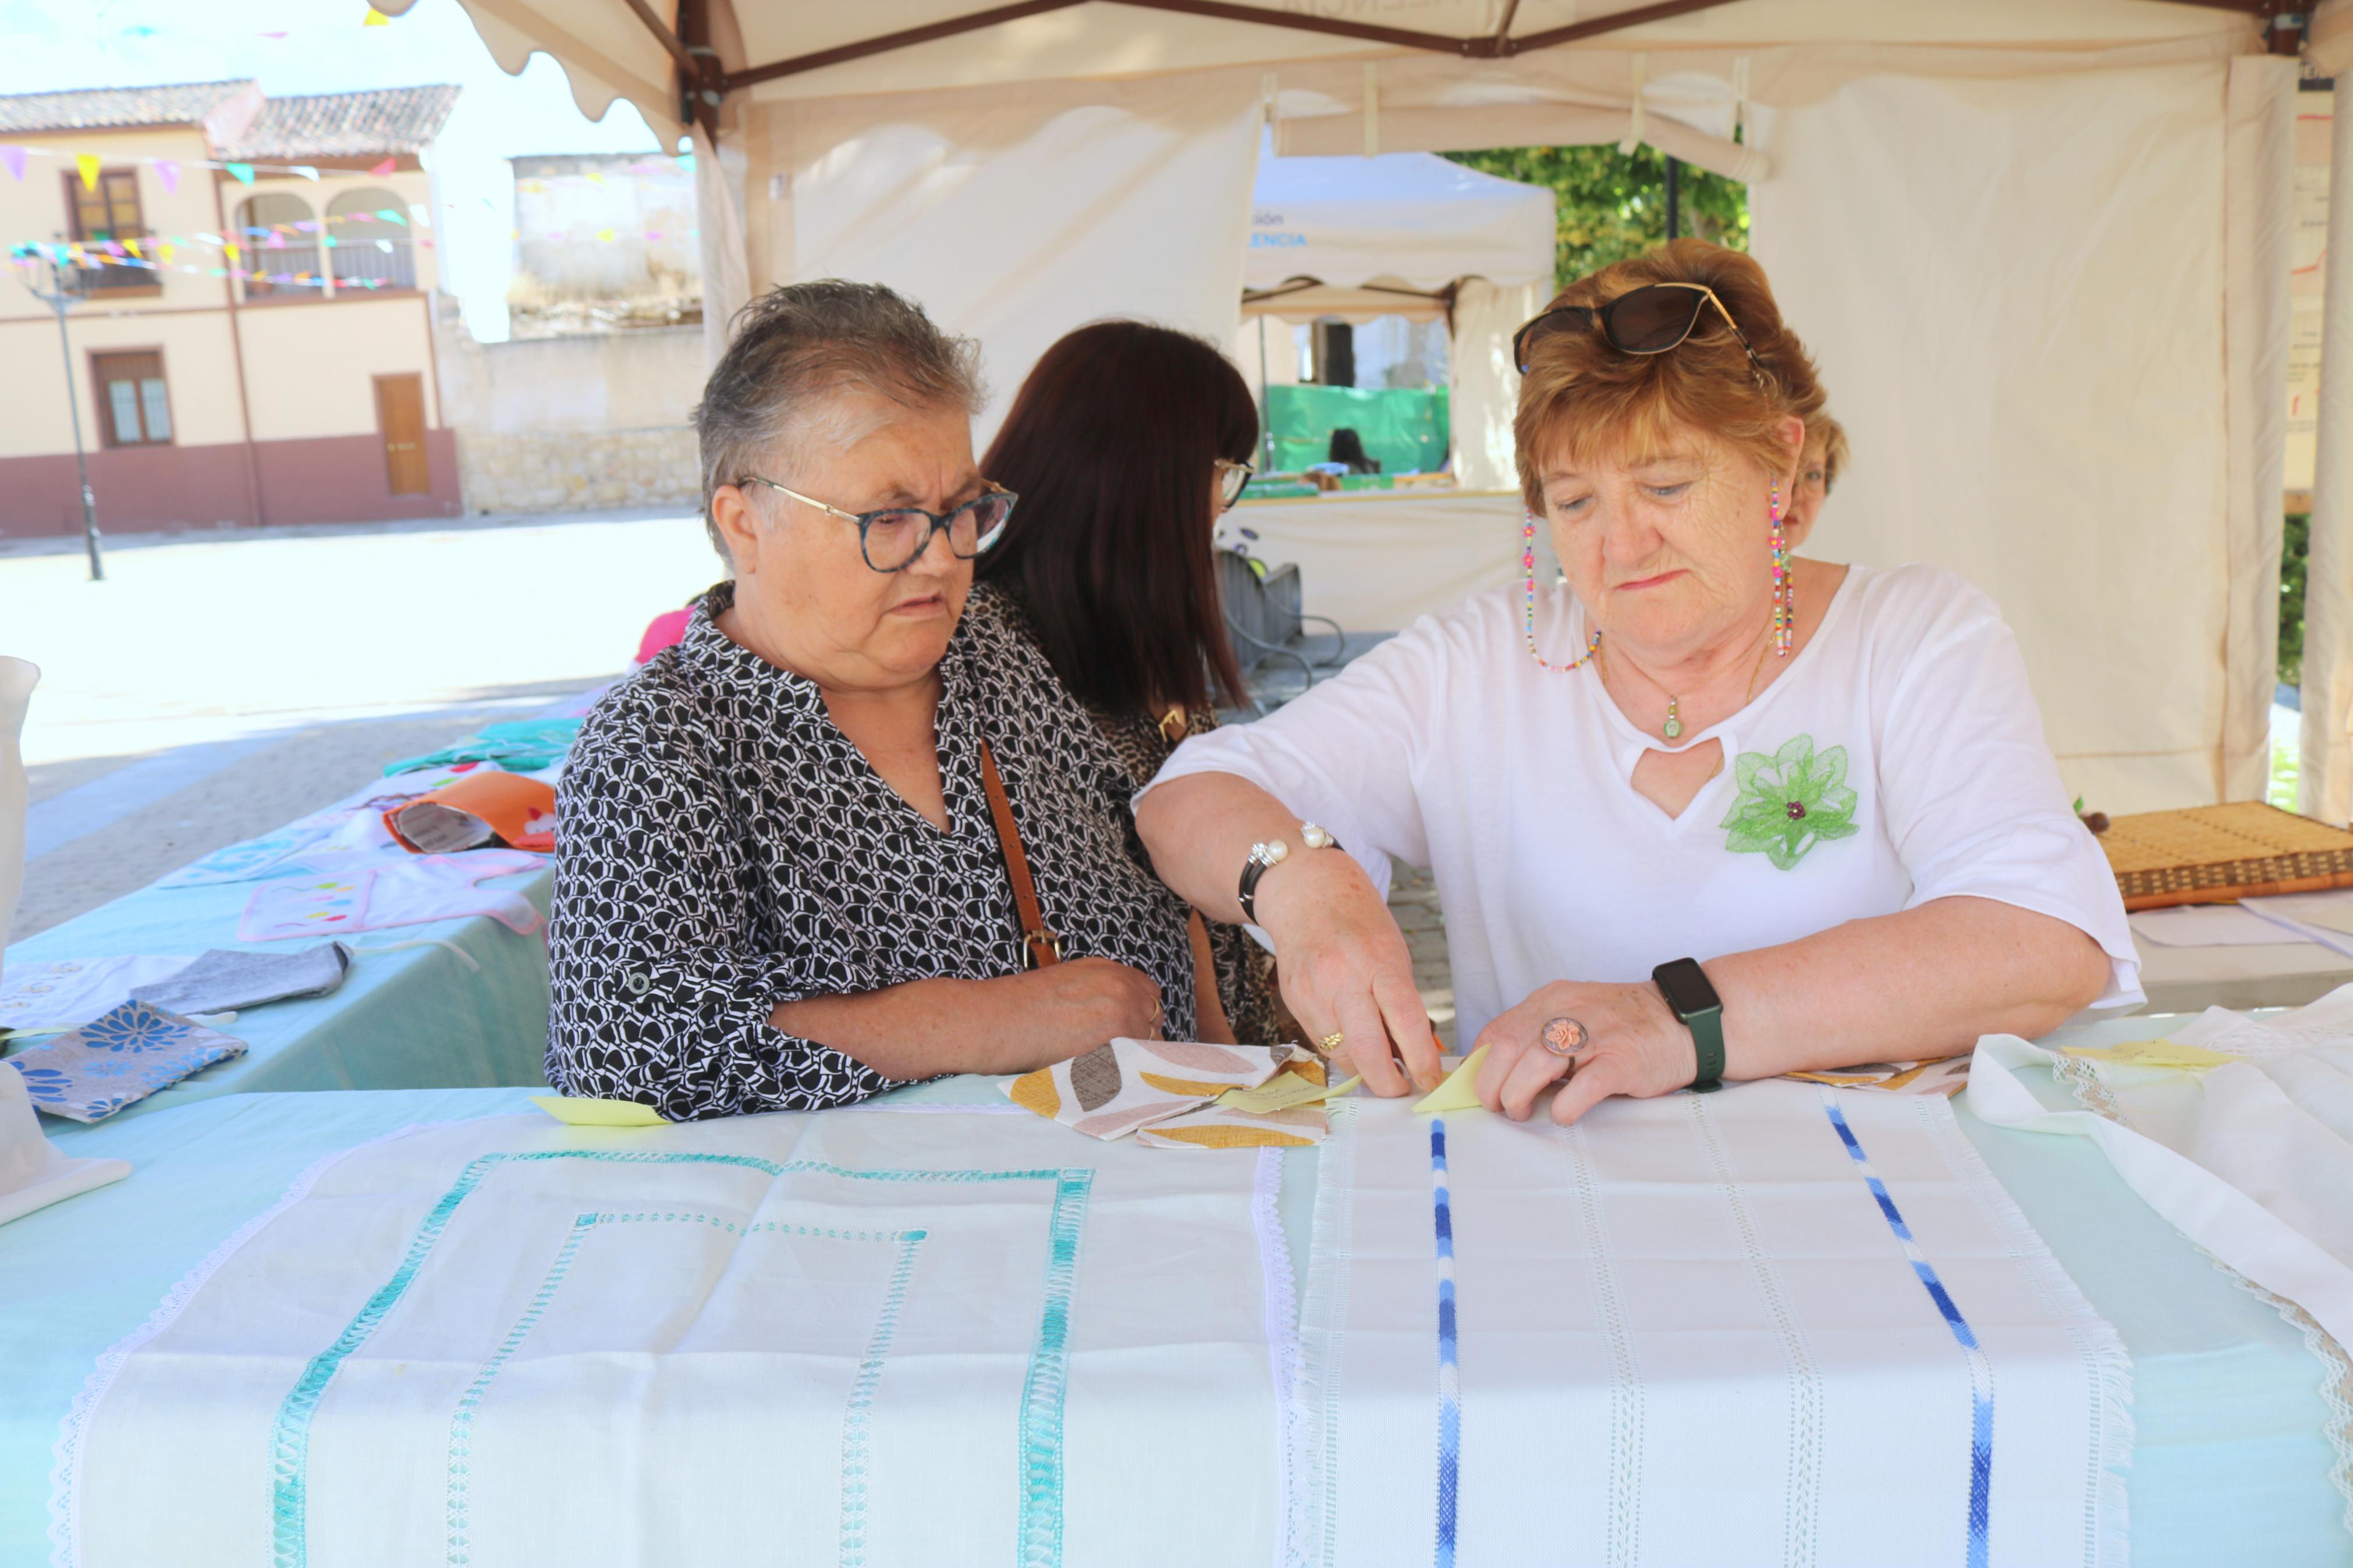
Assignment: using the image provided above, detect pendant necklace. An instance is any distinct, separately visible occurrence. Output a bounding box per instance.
[1606,630,1779,742]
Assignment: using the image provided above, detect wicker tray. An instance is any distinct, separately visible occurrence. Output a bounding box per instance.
[2095,800,2353,910]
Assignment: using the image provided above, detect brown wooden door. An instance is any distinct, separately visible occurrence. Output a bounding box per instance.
[374,374,430,495]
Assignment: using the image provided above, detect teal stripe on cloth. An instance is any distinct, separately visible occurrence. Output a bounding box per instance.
[260,1149,1082,1568]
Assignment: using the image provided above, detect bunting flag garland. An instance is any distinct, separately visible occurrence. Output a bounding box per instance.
[76,153,100,191]
[154,158,179,194]
[1,146,24,182]
[225,162,255,186]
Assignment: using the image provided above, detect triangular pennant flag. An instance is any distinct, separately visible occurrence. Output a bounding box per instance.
[294,166,320,182]
[374,207,406,226]
[222,241,240,261]
[152,158,179,193]
[595,226,615,243]
[363,6,389,22]
[225,162,254,185]
[76,154,100,191]
[0,146,24,182]
[368,157,395,176]
[122,238,142,258]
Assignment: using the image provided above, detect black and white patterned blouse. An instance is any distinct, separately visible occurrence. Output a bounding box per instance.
[545,580,1197,1119]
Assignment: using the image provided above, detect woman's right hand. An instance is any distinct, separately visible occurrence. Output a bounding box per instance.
[1255,851,1440,1096]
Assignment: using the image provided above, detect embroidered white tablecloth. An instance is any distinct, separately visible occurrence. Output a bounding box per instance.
[52,1105,1291,1567]
[1295,1085,2130,1568]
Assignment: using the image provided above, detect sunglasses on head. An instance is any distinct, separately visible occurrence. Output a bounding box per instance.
[1511,281,1768,379]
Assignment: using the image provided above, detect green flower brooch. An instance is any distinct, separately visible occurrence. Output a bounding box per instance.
[1720,734,1860,869]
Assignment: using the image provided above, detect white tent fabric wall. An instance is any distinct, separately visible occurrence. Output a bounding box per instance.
[1451,278,1547,493]
[1748,58,2292,815]
[742,74,1262,443]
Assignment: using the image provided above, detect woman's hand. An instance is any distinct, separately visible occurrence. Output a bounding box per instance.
[1016,956,1166,1061]
[1471,979,1696,1124]
[1255,852,1441,1097]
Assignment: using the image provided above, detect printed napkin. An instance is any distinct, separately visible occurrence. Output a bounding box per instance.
[6,1002,246,1122]
[1005,1038,1335,1145]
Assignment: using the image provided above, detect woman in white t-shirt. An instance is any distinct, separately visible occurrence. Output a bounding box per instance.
[1136,240,2136,1124]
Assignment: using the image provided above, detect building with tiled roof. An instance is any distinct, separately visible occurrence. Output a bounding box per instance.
[0,79,464,535]
[0,79,257,136]
[217,86,460,165]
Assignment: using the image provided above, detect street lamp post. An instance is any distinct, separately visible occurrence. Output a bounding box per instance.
[14,245,104,582]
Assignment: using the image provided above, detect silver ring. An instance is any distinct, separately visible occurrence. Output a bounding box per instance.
[1539,1016,1588,1058]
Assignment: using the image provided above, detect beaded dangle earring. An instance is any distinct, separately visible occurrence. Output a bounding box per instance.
[1524,513,1600,671]
[1768,481,1795,658]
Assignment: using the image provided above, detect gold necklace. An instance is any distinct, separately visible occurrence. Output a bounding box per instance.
[1606,629,1777,741]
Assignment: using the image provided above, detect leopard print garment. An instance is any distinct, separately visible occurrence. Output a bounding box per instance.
[545,580,1197,1119]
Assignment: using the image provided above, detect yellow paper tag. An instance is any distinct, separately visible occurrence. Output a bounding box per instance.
[2060,1039,2239,1071]
[1412,1044,1488,1114]
[530,1095,668,1126]
[1218,1073,1362,1115]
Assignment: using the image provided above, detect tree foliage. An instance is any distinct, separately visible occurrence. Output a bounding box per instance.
[1440,144,1749,290]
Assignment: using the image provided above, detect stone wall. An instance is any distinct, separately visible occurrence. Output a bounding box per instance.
[454,425,698,514]
[435,314,705,514]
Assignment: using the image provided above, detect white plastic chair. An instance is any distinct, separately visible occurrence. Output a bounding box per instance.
[0,656,37,976]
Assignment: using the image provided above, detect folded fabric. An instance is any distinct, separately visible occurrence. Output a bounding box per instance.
[381,719,581,778]
[0,1059,130,1225]
[1004,1037,1307,1141]
[7,1002,246,1122]
[1136,1099,1328,1148]
[1783,1054,1972,1096]
[129,941,352,1016]
[384,770,556,854]
[239,852,544,942]
[157,767,469,888]
[0,955,196,1036]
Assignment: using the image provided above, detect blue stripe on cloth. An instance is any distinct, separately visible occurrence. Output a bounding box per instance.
[1820,1094,1996,1568]
[264,1150,1080,1568]
[1430,1118,1460,1568]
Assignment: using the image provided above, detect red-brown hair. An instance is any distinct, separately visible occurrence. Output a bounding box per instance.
[976,321,1252,716]
[1515,240,1827,509]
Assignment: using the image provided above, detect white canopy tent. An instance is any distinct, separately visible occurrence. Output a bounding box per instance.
[1243,146,1555,489]
[398,0,2347,817]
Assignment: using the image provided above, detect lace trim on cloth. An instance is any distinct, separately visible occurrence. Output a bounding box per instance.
[2050,1054,2353,1533]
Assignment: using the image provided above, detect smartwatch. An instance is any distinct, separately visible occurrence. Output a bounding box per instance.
[1651,958,1726,1093]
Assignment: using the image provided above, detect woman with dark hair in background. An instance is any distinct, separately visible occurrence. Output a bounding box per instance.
[976,320,1282,1046]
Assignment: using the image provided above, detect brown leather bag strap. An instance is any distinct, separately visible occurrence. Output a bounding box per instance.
[978,739,1060,969]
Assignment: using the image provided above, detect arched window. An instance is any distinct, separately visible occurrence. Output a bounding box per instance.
[235,193,320,298]
[327,187,414,292]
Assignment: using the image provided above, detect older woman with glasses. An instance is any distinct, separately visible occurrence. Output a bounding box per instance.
[1137,240,2136,1122]
[546,280,1202,1119]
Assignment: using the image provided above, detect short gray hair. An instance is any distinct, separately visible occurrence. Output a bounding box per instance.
[693,280,984,561]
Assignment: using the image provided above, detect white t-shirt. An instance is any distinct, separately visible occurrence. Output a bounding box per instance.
[1149,563,2141,1047]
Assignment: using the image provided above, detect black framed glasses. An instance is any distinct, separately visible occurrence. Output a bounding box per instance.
[1511,282,1767,379]
[1215,457,1254,511]
[734,477,1017,573]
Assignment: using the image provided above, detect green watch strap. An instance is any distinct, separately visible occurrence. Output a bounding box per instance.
[1683,1004,1726,1093]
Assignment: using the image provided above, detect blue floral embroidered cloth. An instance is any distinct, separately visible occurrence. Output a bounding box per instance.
[7,1004,246,1123]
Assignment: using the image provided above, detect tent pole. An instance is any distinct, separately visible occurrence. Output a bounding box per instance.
[2301,81,2353,822]
[1257,317,1275,470]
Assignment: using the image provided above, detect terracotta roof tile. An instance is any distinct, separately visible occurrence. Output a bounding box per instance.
[0,79,253,134]
[218,84,460,161]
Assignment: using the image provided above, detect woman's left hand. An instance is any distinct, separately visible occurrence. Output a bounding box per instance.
[1471,979,1701,1125]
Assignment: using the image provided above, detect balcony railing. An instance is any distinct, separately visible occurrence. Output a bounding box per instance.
[330,240,416,292]
[243,242,323,298]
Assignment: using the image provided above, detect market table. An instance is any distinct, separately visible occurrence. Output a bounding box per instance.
[2,1014,2345,1566]
[0,862,553,1119]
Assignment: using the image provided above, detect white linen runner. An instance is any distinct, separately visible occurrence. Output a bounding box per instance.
[54,1108,1288,1568]
[1297,1085,2130,1568]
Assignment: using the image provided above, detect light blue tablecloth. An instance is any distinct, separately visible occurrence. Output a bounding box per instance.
[2,1054,2345,1565]
[1,865,554,1119]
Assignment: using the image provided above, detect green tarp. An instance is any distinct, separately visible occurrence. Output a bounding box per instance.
[1264,385,1449,475]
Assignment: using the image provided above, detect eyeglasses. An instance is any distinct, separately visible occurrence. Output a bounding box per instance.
[734,476,1017,573]
[1512,282,1768,379]
[1215,457,1254,511]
